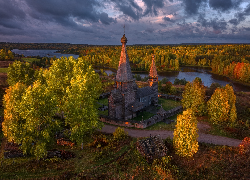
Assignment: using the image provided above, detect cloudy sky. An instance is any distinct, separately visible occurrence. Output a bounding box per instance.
[1,0,250,45]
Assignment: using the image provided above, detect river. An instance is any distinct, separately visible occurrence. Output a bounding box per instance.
[11,49,250,92]
[102,67,250,92]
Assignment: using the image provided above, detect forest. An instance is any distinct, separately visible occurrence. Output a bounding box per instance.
[72,44,250,85]
[0,44,250,179]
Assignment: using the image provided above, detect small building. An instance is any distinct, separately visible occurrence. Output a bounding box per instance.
[108,34,158,120]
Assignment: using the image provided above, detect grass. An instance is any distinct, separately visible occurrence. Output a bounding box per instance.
[0,130,249,179]
[22,58,40,63]
[98,98,108,106]
[158,98,182,111]
[132,111,155,121]
[0,68,8,73]
[99,110,108,116]
[145,114,179,131]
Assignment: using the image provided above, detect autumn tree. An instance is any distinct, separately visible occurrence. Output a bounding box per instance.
[18,80,61,158]
[63,58,103,145]
[181,77,206,116]
[2,83,26,143]
[7,61,35,86]
[207,84,237,126]
[173,109,199,157]
[3,57,103,158]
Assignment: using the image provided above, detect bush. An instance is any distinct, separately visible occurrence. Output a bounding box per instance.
[162,81,176,94]
[238,137,250,155]
[113,127,128,140]
[174,78,187,85]
[161,77,169,84]
[136,135,168,163]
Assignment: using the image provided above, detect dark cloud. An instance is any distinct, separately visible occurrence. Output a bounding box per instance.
[25,0,116,27]
[110,0,141,20]
[182,0,207,15]
[209,0,243,12]
[142,0,165,16]
[145,28,154,33]
[110,0,165,20]
[100,12,117,25]
[162,16,175,23]
[0,0,26,29]
[197,15,228,32]
[229,18,239,26]
[234,3,250,24]
[159,23,167,27]
[244,28,250,31]
[209,0,232,12]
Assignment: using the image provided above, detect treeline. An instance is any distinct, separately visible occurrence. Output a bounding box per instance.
[0,49,14,60]
[77,44,250,84]
[78,46,180,71]
[0,42,88,51]
[211,61,250,84]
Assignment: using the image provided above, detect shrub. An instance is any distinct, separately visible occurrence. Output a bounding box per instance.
[174,78,187,85]
[173,109,199,157]
[136,135,168,163]
[238,137,250,155]
[161,77,169,84]
[113,127,128,140]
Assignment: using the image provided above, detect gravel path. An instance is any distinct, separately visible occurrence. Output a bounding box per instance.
[101,124,242,147]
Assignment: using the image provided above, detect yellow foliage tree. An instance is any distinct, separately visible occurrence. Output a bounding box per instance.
[173,109,199,157]
[2,83,26,143]
[207,84,237,126]
[181,77,206,116]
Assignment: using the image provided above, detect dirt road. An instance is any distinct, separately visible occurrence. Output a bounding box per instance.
[101,124,242,147]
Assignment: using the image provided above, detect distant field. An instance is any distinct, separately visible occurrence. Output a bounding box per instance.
[22,58,40,63]
[0,68,8,73]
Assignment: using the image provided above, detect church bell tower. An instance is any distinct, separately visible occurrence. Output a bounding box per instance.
[148,55,158,105]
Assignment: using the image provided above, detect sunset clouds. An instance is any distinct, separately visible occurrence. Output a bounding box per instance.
[0,0,250,44]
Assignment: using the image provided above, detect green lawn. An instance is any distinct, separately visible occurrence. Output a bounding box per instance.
[145,114,178,130]
[132,111,155,121]
[158,98,182,111]
[0,68,8,73]
[22,58,40,63]
[98,98,108,106]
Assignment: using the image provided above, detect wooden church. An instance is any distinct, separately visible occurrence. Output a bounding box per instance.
[108,34,158,120]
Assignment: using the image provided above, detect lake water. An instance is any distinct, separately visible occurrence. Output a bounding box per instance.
[11,49,79,59]
[11,49,250,92]
[103,67,250,92]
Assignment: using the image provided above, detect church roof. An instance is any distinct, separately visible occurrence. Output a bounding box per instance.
[149,55,158,78]
[137,86,154,98]
[116,34,134,82]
